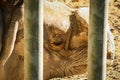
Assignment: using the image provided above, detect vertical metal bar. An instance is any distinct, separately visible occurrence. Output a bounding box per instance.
[24,0,39,80]
[88,0,109,80]
[39,0,44,80]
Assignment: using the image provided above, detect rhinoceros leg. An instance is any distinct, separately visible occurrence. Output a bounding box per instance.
[0,0,23,65]
[0,9,19,66]
[0,1,23,80]
[0,9,19,80]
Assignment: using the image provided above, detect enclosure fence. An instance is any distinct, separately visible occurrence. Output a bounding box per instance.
[24,0,108,80]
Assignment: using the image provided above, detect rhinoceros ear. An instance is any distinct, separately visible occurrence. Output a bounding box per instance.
[69,11,88,35]
[67,11,88,49]
[64,11,88,50]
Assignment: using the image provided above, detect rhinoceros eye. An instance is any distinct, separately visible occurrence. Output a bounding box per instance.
[49,33,65,50]
[53,41,63,46]
[52,34,63,46]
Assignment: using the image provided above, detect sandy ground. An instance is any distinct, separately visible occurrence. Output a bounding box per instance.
[107,0,120,80]
[50,0,120,80]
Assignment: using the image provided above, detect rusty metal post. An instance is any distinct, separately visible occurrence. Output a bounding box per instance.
[24,0,44,80]
[88,0,109,80]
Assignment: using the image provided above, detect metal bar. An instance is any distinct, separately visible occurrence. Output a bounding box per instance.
[24,0,40,80]
[88,0,109,80]
[39,0,44,80]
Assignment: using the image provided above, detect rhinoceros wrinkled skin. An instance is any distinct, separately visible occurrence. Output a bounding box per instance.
[44,1,114,80]
[44,1,88,80]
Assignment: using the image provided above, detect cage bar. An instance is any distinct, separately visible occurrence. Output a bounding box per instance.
[24,0,42,80]
[88,0,109,80]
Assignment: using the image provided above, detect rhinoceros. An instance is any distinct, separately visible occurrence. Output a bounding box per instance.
[44,1,114,80]
[0,0,114,80]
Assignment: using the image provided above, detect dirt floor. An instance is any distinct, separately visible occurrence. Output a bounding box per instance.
[50,0,120,80]
[107,0,120,80]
